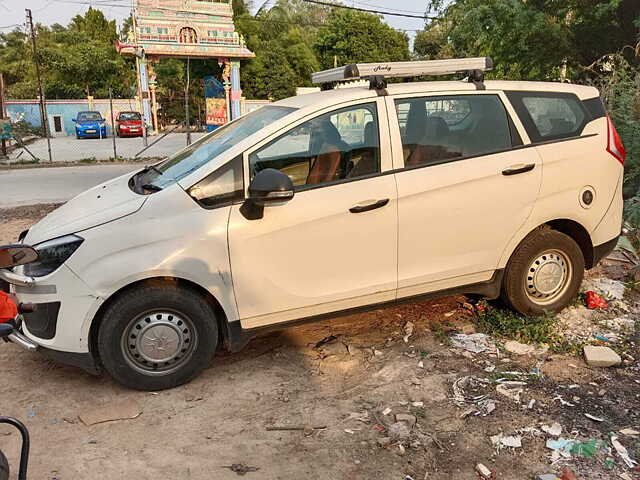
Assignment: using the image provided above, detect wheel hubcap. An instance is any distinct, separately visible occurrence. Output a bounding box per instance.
[122,310,197,375]
[525,250,572,305]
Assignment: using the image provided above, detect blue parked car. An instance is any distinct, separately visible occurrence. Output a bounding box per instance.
[73,111,108,139]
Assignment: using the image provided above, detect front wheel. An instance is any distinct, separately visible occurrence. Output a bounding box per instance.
[502,228,584,316]
[98,284,218,390]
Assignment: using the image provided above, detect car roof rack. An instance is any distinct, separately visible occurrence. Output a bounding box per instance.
[311,57,493,93]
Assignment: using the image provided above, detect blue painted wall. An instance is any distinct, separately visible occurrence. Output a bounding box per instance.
[7,99,139,136]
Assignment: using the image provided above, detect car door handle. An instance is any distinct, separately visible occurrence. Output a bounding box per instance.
[502,163,535,176]
[349,199,389,213]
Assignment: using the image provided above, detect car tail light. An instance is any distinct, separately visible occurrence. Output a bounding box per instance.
[606,115,626,165]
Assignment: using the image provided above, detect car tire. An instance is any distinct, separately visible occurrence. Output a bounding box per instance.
[98,284,218,391]
[501,227,584,316]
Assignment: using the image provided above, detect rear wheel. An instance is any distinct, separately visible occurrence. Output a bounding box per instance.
[98,284,218,390]
[502,228,584,315]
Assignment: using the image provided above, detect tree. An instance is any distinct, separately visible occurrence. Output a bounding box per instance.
[416,0,640,81]
[313,9,410,69]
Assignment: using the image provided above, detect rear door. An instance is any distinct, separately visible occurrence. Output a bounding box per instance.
[389,91,542,298]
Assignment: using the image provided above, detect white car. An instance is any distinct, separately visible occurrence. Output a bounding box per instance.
[2,58,624,390]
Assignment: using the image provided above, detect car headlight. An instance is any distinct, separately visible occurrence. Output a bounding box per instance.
[24,235,84,277]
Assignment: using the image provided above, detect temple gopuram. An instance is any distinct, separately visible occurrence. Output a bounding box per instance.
[117,0,254,133]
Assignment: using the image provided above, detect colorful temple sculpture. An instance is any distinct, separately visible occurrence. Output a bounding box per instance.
[116,0,254,133]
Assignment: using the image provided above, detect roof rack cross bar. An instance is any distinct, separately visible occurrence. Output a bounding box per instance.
[311,57,493,86]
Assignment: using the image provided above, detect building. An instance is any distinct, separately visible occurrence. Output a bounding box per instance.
[117,0,254,132]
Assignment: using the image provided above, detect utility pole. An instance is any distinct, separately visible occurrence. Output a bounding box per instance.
[185,57,191,146]
[0,73,7,158]
[26,8,52,163]
[109,89,117,160]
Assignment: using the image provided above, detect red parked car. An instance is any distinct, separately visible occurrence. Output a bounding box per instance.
[115,111,144,137]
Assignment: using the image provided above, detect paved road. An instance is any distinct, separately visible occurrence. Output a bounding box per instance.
[5,132,207,163]
[0,164,142,207]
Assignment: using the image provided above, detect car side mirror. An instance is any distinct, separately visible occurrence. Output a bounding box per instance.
[72,118,77,123]
[0,245,39,269]
[241,169,294,220]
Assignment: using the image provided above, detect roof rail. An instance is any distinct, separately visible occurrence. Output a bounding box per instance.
[311,57,493,92]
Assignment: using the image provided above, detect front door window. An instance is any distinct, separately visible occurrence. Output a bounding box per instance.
[249,103,380,189]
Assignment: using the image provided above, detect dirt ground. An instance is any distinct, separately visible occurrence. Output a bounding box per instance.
[0,206,638,480]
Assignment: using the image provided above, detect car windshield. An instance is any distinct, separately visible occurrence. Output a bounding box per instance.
[78,112,102,121]
[119,112,141,121]
[132,105,296,192]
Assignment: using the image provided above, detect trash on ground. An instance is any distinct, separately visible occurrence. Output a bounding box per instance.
[585,291,609,309]
[388,422,411,440]
[265,425,327,432]
[541,423,562,437]
[583,278,626,300]
[535,475,560,480]
[382,407,392,416]
[503,340,548,356]
[79,399,142,426]
[450,333,494,353]
[546,438,606,459]
[452,376,495,416]
[395,413,417,428]
[491,433,522,450]
[475,462,493,478]
[221,463,260,476]
[619,428,640,436]
[611,435,638,468]
[496,383,523,403]
[583,345,622,367]
[403,321,414,343]
[584,413,604,422]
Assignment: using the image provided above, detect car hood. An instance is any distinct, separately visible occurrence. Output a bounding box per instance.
[25,171,148,245]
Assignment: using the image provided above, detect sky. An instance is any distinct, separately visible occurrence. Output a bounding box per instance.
[0,0,430,39]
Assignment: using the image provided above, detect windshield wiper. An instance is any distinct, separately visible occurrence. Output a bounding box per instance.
[141,184,163,192]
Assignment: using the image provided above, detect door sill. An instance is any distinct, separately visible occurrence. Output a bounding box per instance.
[224,269,504,352]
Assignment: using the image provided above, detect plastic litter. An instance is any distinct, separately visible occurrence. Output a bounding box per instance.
[585,291,609,309]
[619,428,640,436]
[475,463,493,478]
[546,438,604,458]
[450,333,494,353]
[584,413,604,422]
[541,423,562,437]
[403,321,414,343]
[611,435,638,468]
[491,433,522,450]
[496,384,522,403]
[583,278,626,300]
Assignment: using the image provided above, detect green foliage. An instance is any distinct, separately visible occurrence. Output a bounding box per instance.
[419,0,639,80]
[0,8,135,99]
[314,9,409,69]
[473,307,559,345]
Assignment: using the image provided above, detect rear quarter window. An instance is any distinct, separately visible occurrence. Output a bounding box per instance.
[506,91,590,143]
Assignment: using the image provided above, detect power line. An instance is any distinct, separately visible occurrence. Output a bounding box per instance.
[300,0,437,19]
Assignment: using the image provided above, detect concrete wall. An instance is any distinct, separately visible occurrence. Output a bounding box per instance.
[7,99,140,137]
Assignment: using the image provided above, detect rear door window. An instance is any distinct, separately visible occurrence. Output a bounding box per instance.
[395,94,512,167]
[506,92,588,143]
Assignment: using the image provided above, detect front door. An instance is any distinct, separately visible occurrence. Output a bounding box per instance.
[228,100,398,329]
[390,92,542,298]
